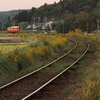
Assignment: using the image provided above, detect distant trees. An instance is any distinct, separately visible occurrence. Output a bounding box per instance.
[13,10,29,22]
[5,17,12,27]
[54,5,63,16]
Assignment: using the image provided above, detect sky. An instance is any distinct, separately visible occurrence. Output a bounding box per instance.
[0,0,60,11]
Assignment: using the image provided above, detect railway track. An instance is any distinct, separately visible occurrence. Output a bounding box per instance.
[0,40,89,100]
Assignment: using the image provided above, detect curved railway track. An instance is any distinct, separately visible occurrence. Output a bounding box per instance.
[0,40,89,100]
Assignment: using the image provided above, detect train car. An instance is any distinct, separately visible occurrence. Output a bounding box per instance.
[7,26,20,33]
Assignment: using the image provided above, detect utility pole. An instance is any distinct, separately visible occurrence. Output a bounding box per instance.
[44,17,47,31]
[82,5,89,33]
[31,16,34,32]
[85,9,88,33]
[97,19,100,30]
[34,17,36,24]
[0,22,2,33]
[62,20,64,34]
[83,5,89,33]
[38,17,41,30]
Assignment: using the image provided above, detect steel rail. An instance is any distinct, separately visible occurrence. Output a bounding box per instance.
[0,40,77,90]
[22,42,89,100]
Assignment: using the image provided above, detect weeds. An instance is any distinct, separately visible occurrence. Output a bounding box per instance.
[0,34,68,80]
[73,34,100,100]
[78,78,100,100]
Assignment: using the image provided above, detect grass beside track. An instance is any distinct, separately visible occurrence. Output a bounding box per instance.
[0,34,69,86]
[62,33,100,100]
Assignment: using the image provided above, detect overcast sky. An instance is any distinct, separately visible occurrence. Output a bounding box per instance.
[0,0,60,11]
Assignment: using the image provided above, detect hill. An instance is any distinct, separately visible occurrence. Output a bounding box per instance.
[1,0,100,33]
[0,9,29,23]
[12,0,100,21]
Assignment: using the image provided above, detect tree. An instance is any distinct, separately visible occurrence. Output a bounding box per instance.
[64,14,75,32]
[5,17,12,29]
[28,7,36,22]
[90,9,100,31]
[56,21,63,33]
[13,10,29,22]
[0,22,2,33]
[74,11,86,31]
[96,1,100,8]
[54,5,63,16]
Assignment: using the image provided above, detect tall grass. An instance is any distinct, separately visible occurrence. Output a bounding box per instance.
[77,77,100,100]
[73,33,100,100]
[77,57,100,100]
[0,54,17,78]
[0,34,68,79]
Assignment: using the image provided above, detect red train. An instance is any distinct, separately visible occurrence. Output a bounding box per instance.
[7,26,20,33]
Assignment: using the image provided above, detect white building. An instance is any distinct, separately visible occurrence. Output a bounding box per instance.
[25,20,56,32]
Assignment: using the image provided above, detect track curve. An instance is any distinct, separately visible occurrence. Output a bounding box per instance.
[0,40,89,100]
[22,41,89,100]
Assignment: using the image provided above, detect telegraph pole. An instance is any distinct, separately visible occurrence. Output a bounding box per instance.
[83,5,89,33]
[31,16,34,32]
[34,17,36,24]
[85,9,88,33]
[38,17,40,23]
[97,19,100,30]
[62,20,64,34]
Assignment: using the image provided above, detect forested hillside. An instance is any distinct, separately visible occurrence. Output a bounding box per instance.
[0,10,26,23]
[2,0,100,33]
